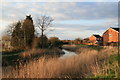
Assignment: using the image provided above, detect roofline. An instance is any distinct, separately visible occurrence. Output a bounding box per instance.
[93,34,101,36]
[89,34,101,39]
[110,27,119,32]
[103,27,119,37]
[103,28,109,35]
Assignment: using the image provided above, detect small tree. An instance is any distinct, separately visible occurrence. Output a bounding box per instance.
[22,15,35,48]
[8,15,35,49]
[11,21,24,49]
[36,15,54,48]
[38,35,48,48]
[48,37,62,48]
[74,38,82,44]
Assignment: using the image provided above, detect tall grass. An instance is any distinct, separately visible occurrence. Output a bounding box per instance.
[2,47,119,78]
[2,48,64,67]
[19,48,64,58]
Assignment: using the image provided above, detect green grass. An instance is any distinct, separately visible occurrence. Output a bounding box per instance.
[108,54,118,65]
[87,45,104,51]
[62,44,104,52]
[92,54,119,78]
[94,74,115,78]
[76,44,88,47]
[75,44,104,51]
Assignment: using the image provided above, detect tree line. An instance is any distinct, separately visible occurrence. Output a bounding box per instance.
[7,15,63,50]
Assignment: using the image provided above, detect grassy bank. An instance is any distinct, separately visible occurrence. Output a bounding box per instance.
[62,44,104,53]
[2,47,119,78]
[2,48,64,67]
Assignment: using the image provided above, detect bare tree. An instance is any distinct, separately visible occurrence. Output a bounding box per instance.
[6,22,17,36]
[36,15,54,48]
[6,20,24,36]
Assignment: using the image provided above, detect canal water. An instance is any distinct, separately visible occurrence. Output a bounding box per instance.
[60,49,77,59]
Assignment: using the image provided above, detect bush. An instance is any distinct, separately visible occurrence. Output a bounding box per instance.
[48,37,63,48]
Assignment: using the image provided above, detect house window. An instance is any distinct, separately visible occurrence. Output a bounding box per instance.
[109,34,112,37]
[97,38,99,40]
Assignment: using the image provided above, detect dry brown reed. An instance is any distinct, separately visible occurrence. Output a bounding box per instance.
[2,47,118,78]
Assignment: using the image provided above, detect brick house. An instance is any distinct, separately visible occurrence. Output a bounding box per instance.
[102,27,119,46]
[89,34,103,46]
[82,38,90,45]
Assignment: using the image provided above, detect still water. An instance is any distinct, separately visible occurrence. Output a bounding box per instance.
[60,49,77,59]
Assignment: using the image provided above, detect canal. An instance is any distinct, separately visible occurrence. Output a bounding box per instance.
[60,49,77,59]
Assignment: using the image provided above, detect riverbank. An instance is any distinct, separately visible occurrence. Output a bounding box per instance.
[62,45,78,52]
[2,48,65,67]
[2,47,119,78]
[62,44,104,53]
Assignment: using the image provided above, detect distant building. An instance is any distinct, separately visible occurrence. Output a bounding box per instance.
[89,34,103,46]
[82,38,90,45]
[103,27,119,46]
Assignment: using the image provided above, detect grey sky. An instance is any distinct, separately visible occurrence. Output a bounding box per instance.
[1,1,118,40]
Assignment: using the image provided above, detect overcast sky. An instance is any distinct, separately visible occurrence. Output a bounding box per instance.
[0,0,119,40]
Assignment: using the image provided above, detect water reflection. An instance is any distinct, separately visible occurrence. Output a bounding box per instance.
[60,49,77,59]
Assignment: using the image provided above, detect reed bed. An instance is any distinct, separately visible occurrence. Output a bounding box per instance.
[2,47,119,78]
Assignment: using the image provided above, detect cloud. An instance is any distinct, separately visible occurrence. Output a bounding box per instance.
[2,2,118,21]
[50,18,117,39]
[1,2,118,39]
[48,26,105,40]
[1,0,119,2]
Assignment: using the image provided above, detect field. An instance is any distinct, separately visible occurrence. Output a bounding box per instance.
[2,46,119,78]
